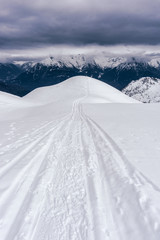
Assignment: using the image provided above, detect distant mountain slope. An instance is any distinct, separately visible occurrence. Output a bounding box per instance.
[0,63,22,81]
[13,57,160,96]
[122,77,160,103]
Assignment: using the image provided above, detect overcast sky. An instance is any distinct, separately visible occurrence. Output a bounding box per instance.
[0,0,160,60]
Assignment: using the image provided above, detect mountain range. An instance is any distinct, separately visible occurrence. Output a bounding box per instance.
[0,54,160,100]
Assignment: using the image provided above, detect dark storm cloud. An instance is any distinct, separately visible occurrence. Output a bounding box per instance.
[0,0,160,50]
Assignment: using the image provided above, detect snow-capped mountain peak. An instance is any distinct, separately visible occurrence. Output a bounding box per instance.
[122,77,160,103]
[33,54,127,69]
[148,58,160,68]
[41,55,91,69]
[14,54,160,72]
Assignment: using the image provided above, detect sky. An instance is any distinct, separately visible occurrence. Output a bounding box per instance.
[0,0,160,61]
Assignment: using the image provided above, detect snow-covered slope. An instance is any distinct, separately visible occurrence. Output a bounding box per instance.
[24,76,138,104]
[0,90,34,109]
[0,91,20,103]
[0,76,160,240]
[148,58,160,68]
[123,77,160,103]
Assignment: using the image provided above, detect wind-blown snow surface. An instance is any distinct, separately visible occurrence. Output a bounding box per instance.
[0,76,160,240]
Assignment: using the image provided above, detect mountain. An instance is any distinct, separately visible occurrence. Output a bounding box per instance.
[148,58,160,68]
[0,54,160,97]
[0,76,160,240]
[0,63,22,81]
[21,55,127,69]
[122,77,160,103]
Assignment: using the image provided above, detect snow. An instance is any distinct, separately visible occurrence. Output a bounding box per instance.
[0,91,25,108]
[38,55,127,69]
[23,76,139,104]
[0,76,160,240]
[40,55,154,70]
[13,54,160,71]
[41,55,91,69]
[122,77,160,103]
[148,58,160,68]
[92,56,126,69]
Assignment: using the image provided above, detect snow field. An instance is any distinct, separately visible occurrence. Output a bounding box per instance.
[0,76,160,240]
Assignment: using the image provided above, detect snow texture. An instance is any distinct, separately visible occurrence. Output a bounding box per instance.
[0,76,160,240]
[123,77,160,103]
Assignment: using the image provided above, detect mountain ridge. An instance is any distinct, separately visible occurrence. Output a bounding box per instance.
[0,54,160,97]
[122,77,160,103]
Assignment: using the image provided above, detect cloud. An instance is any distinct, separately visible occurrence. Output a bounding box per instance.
[1,44,160,63]
[0,0,160,52]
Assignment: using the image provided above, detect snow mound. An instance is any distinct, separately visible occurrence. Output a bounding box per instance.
[24,76,139,104]
[122,77,160,103]
[0,91,21,106]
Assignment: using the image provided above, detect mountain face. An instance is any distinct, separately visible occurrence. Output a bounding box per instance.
[0,55,160,97]
[122,77,160,103]
[0,63,22,81]
[0,63,23,96]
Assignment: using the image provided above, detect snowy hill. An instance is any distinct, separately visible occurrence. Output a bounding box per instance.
[0,91,21,107]
[0,76,160,240]
[24,76,138,104]
[122,77,160,103]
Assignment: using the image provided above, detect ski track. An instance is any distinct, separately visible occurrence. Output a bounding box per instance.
[1,84,160,239]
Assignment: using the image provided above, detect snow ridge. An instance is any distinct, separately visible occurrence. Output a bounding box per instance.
[20,55,128,70]
[19,54,160,71]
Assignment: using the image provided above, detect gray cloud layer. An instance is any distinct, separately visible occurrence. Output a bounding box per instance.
[0,0,160,50]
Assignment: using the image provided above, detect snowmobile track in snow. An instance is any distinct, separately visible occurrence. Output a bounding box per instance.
[0,96,160,239]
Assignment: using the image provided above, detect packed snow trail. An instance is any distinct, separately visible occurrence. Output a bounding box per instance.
[0,79,160,239]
